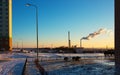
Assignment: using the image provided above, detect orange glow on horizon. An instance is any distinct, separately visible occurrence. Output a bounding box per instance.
[13,32,114,49]
[12,40,114,49]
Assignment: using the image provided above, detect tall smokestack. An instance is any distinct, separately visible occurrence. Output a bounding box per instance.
[80,39,82,48]
[68,31,71,48]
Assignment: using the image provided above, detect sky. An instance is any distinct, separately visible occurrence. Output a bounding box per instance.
[12,0,114,48]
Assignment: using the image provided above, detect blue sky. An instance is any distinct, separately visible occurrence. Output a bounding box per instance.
[12,0,114,48]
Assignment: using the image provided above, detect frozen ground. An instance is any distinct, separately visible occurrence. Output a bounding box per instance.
[46,62,115,75]
[0,50,115,75]
[39,58,115,75]
[0,58,25,75]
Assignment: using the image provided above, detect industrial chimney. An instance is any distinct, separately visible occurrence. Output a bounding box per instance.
[68,31,71,48]
[80,39,82,48]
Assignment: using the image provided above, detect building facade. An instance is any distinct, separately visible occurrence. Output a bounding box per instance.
[115,0,120,74]
[0,0,12,51]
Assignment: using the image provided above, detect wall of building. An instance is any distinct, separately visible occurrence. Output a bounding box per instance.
[115,0,120,74]
[8,0,12,51]
[0,0,12,51]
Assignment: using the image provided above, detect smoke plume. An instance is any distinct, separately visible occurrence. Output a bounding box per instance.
[81,28,106,40]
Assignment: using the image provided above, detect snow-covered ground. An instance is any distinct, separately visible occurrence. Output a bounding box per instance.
[0,51,115,75]
[39,58,115,75]
[46,62,115,75]
[0,52,27,75]
[38,53,115,75]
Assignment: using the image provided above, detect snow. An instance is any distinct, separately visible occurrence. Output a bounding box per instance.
[40,60,114,75]
[34,53,115,75]
[0,52,27,75]
[0,59,25,75]
[0,51,115,75]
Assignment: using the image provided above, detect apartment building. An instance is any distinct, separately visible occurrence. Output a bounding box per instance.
[0,0,12,51]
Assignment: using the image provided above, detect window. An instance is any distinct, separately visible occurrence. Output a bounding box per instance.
[0,11,2,14]
[3,0,8,2]
[5,32,8,36]
[0,21,2,24]
[6,25,8,27]
[6,16,8,19]
[0,20,2,23]
[5,8,8,11]
[0,33,2,36]
[5,0,8,2]
[5,41,8,45]
[0,8,2,11]
[6,29,8,31]
[5,19,8,21]
[6,4,8,6]
[6,12,8,15]
[0,28,1,30]
[0,16,2,19]
[0,38,1,40]
[6,16,8,18]
[0,2,2,6]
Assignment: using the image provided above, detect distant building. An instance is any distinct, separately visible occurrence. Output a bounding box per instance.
[0,0,12,51]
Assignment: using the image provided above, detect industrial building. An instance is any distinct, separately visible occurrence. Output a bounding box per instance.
[0,0,12,51]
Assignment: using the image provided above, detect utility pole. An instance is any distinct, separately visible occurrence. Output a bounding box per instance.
[26,3,39,60]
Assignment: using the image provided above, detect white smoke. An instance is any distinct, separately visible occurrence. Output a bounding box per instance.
[81,28,106,40]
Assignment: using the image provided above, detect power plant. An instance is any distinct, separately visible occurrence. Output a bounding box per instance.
[67,29,106,48]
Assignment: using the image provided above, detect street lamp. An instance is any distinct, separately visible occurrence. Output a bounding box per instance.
[25,3,39,60]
